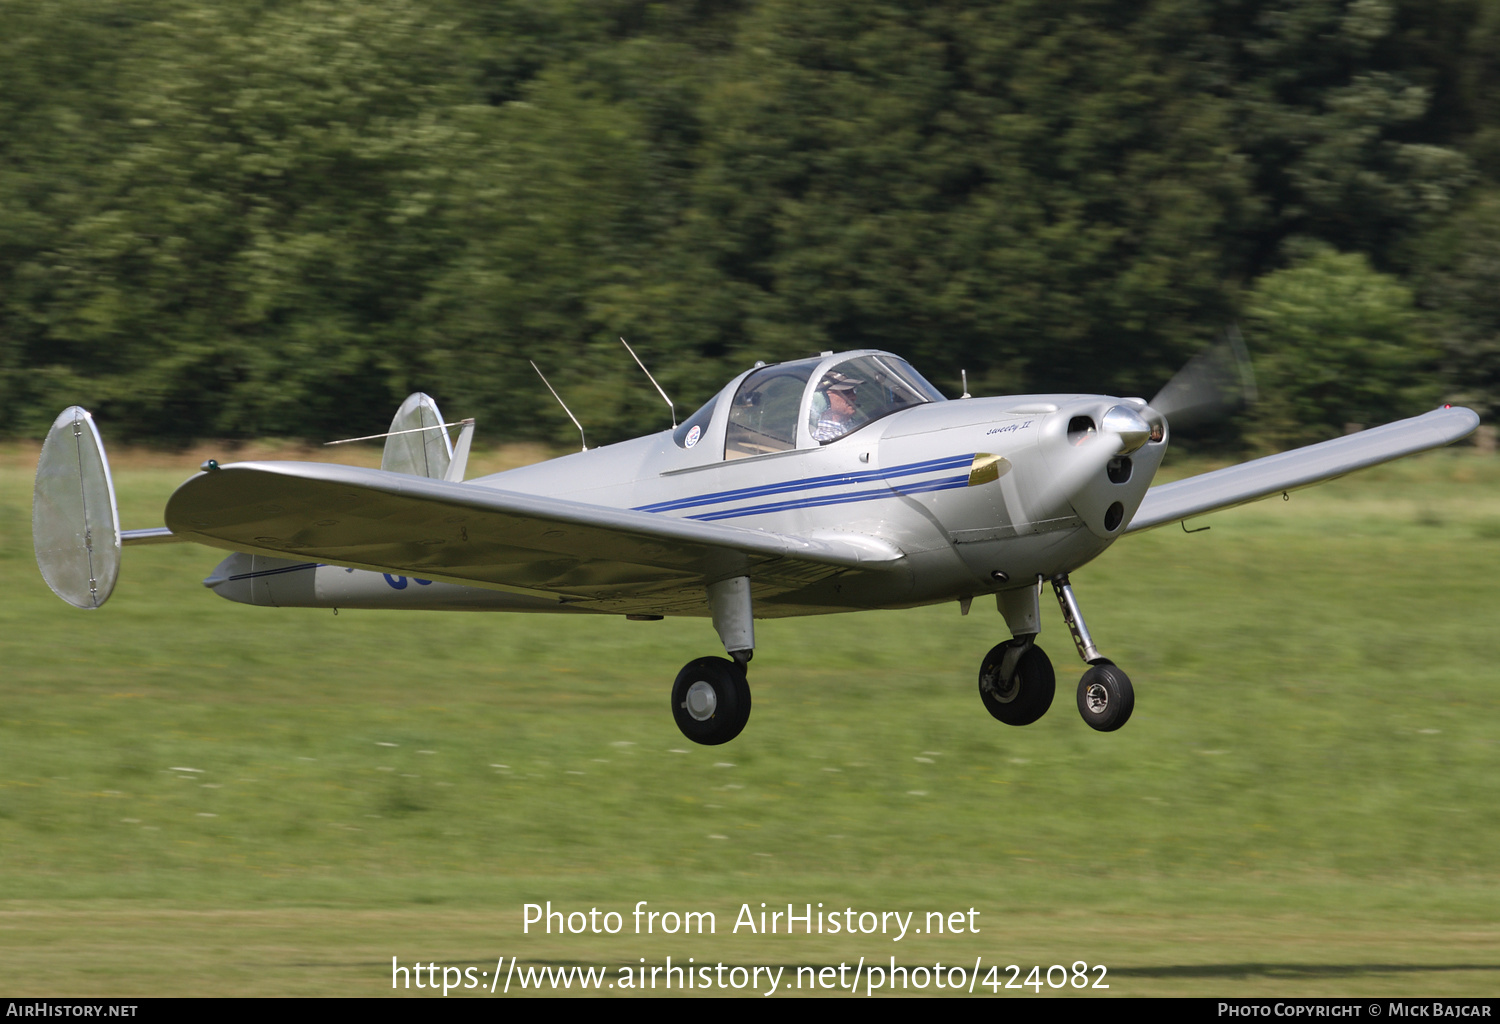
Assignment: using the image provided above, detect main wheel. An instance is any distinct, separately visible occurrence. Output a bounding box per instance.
[978,641,1055,726]
[671,657,751,745]
[1076,660,1134,732]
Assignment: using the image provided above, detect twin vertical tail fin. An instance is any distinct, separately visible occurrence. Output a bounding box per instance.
[380,392,474,482]
[33,407,121,609]
[381,393,452,478]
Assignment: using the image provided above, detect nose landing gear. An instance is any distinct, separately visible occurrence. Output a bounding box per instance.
[1051,573,1134,731]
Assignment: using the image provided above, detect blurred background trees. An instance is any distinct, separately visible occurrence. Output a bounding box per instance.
[0,0,1494,448]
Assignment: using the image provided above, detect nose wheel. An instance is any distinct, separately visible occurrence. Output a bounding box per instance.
[1076,659,1134,732]
[1051,575,1135,732]
[671,656,751,745]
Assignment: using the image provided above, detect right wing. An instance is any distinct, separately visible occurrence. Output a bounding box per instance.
[163,461,904,614]
[1126,406,1480,533]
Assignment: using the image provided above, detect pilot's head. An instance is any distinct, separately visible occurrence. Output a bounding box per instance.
[820,372,861,413]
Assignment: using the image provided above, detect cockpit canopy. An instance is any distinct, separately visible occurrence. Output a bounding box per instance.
[674,352,946,458]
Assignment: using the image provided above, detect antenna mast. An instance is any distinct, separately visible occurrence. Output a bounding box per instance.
[531,360,588,452]
[619,337,676,427]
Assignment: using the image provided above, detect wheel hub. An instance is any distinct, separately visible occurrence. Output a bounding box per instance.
[1083,682,1109,714]
[992,672,1019,703]
[684,680,718,720]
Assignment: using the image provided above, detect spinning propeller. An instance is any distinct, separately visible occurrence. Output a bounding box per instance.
[1032,330,1258,523]
[1146,326,1258,432]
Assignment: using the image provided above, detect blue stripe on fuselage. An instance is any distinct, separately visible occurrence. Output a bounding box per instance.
[686,474,971,522]
[635,453,973,515]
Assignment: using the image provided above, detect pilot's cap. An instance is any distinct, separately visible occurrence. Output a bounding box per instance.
[822,371,863,393]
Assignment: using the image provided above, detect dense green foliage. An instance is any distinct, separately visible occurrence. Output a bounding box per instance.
[1,0,1495,445]
[1245,242,1437,446]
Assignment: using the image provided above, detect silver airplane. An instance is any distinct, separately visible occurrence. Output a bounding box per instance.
[32,348,1479,745]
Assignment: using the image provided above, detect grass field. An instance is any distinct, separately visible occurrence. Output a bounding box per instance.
[1,443,1498,997]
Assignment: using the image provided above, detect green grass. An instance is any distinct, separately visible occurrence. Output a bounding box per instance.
[1,448,1498,996]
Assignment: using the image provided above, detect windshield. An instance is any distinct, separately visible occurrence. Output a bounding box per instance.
[678,352,946,459]
[807,354,946,444]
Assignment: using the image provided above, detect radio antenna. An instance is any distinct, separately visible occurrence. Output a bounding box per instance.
[960,370,971,399]
[620,336,676,427]
[531,360,588,451]
[324,420,467,446]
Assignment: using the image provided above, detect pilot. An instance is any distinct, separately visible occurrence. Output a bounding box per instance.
[810,371,864,443]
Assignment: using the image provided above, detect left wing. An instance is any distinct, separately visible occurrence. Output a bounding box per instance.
[163,461,903,613]
[1126,406,1480,533]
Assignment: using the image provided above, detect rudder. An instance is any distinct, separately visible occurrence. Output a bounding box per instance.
[33,407,121,609]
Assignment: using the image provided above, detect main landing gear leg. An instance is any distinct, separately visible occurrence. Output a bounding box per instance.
[671,576,754,745]
[978,583,1056,726]
[1050,574,1134,732]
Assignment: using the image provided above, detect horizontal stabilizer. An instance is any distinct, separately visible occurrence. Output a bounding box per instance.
[122,527,182,545]
[1127,406,1480,533]
[33,407,121,608]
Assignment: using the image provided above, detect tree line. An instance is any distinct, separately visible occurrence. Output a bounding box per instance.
[2,0,1496,450]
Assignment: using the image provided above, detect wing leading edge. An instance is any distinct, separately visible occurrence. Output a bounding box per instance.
[162,461,903,612]
[1126,406,1480,533]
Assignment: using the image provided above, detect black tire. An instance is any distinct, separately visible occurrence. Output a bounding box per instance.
[1076,660,1134,732]
[671,657,751,745]
[978,641,1055,726]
